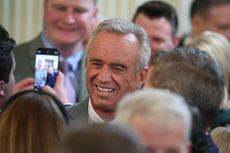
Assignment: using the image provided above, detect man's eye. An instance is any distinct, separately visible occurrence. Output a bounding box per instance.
[152,38,164,43]
[218,25,230,31]
[74,8,88,14]
[91,62,102,67]
[53,5,66,11]
[113,67,122,71]
[112,66,125,73]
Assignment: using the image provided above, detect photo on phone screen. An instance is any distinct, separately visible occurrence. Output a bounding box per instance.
[34,48,59,90]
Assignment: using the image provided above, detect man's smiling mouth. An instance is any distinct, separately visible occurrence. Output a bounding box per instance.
[96,85,115,93]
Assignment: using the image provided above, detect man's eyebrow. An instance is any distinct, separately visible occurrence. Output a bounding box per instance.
[89,57,128,69]
[110,63,128,70]
[89,57,101,61]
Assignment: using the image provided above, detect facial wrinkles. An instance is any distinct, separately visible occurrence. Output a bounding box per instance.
[87,31,141,97]
[88,49,138,91]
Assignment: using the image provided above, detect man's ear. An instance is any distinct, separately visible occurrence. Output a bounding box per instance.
[143,65,156,88]
[85,57,88,68]
[191,15,205,36]
[0,80,6,96]
[173,35,180,48]
[138,66,149,88]
[186,142,191,153]
[93,6,99,20]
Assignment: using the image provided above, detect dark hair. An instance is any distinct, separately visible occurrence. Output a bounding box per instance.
[132,0,178,35]
[148,48,224,130]
[59,124,145,153]
[0,25,16,83]
[190,0,230,19]
[0,90,69,153]
[188,103,210,153]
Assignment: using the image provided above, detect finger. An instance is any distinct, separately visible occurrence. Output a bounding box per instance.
[55,71,65,85]
[43,85,55,95]
[19,78,34,85]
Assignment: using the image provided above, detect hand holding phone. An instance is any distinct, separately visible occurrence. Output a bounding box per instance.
[34,48,59,90]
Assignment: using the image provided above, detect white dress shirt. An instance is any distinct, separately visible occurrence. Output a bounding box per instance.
[88,99,105,124]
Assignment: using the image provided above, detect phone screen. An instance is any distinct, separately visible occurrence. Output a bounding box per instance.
[34,48,59,90]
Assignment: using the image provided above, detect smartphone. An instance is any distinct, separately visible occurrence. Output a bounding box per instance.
[34,48,59,90]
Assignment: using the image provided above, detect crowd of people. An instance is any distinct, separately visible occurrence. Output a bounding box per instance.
[1,0,230,153]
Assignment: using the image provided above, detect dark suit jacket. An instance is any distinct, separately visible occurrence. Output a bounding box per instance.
[67,97,89,127]
[14,33,88,102]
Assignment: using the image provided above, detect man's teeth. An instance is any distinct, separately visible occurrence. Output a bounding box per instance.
[97,86,114,92]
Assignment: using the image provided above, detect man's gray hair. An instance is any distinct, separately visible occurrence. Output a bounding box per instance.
[86,18,151,71]
[115,88,192,143]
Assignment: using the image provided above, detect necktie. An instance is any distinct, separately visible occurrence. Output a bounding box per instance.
[59,61,78,104]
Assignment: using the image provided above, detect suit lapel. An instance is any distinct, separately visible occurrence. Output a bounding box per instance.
[28,34,45,74]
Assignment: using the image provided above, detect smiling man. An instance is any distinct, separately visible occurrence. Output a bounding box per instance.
[67,18,151,125]
[14,0,98,103]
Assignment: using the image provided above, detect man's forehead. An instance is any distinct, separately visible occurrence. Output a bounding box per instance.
[47,0,96,6]
[135,15,172,33]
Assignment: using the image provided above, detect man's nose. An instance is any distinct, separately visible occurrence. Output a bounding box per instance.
[97,66,112,83]
[63,10,75,24]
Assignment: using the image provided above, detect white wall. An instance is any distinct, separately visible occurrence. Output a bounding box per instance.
[0,0,192,44]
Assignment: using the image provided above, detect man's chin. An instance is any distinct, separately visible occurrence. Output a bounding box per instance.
[56,39,80,46]
[53,39,82,50]
[95,105,115,121]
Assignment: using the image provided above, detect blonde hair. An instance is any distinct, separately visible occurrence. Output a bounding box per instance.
[211,127,230,153]
[188,31,230,108]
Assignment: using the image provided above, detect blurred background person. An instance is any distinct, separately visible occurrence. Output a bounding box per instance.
[58,124,145,153]
[0,24,70,108]
[0,90,69,153]
[14,0,99,103]
[180,0,230,46]
[116,88,192,153]
[0,24,34,109]
[133,0,180,55]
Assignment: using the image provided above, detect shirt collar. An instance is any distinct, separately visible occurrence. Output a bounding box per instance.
[41,32,84,72]
[64,49,83,72]
[41,32,54,48]
[88,98,105,124]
